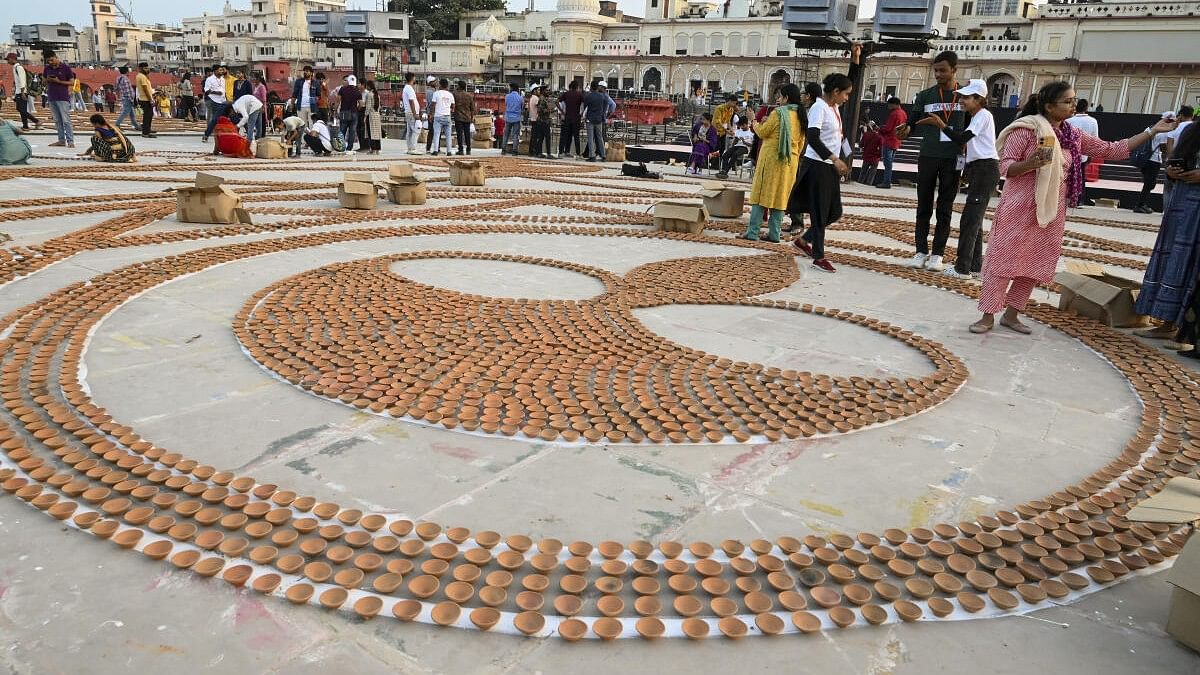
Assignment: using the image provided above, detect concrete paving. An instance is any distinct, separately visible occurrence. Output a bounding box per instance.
[0,135,1197,674]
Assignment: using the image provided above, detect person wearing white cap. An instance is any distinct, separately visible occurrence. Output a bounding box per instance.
[920,79,998,280]
[1134,111,1176,213]
[336,74,362,152]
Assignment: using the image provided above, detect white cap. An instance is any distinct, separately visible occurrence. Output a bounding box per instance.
[346,75,357,86]
[1161,110,1176,119]
[954,79,988,98]
[597,81,607,89]
[528,83,540,92]
[426,75,436,83]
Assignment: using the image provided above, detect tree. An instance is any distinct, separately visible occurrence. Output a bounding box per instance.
[387,0,508,41]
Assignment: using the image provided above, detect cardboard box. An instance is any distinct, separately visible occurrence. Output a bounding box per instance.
[1053,262,1144,327]
[383,177,427,205]
[176,172,253,225]
[449,160,486,187]
[472,139,491,149]
[606,141,626,163]
[1126,477,1200,653]
[339,173,379,210]
[388,162,415,180]
[652,200,708,235]
[698,180,746,219]
[255,138,288,159]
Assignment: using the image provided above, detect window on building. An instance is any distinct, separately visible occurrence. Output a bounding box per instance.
[941,5,951,22]
[651,0,658,5]
[389,18,405,31]
[961,1,973,14]
[649,37,661,54]
[465,23,472,37]
[432,51,437,62]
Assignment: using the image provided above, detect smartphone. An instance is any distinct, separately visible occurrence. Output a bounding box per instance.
[1166,157,1187,170]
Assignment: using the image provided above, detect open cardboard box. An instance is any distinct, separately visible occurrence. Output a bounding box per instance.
[176,172,252,225]
[338,172,379,210]
[1053,261,1146,328]
[698,180,746,219]
[652,200,709,235]
[1126,477,1200,652]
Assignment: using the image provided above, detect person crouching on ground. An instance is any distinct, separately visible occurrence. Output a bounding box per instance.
[715,117,753,179]
[738,83,805,243]
[970,80,1176,335]
[281,115,306,157]
[303,112,334,156]
[212,114,253,158]
[920,79,999,281]
[79,113,135,162]
[688,113,718,175]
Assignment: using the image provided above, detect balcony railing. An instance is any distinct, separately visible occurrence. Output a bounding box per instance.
[592,41,638,57]
[1041,0,1200,18]
[932,39,1035,60]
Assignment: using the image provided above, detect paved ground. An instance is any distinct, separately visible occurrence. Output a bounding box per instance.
[0,134,1196,674]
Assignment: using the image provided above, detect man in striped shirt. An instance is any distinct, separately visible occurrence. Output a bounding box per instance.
[114,66,136,131]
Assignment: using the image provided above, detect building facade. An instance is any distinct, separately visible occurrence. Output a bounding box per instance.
[439,0,1199,113]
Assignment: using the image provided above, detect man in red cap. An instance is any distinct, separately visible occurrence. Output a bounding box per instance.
[5,53,41,130]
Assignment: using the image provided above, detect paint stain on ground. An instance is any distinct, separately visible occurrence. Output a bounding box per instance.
[616,456,697,496]
[796,499,845,517]
[429,443,479,462]
[317,437,363,457]
[285,458,316,476]
[124,640,184,656]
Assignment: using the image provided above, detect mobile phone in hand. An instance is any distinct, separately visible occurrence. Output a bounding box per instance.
[1166,157,1187,170]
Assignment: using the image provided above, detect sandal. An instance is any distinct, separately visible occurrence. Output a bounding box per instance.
[999,318,1033,335]
[969,320,993,334]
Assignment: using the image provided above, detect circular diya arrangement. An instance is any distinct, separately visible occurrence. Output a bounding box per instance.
[234,250,965,444]
[0,155,1195,640]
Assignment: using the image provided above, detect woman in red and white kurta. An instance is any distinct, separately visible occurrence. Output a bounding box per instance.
[971,81,1177,334]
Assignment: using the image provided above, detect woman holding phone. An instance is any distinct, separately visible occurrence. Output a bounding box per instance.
[971,80,1176,335]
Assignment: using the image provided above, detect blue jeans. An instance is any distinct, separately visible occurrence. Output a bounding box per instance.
[585,121,605,159]
[431,115,453,153]
[114,98,135,129]
[339,109,359,150]
[49,100,74,143]
[502,119,521,153]
[204,100,228,138]
[245,110,262,143]
[880,146,896,186]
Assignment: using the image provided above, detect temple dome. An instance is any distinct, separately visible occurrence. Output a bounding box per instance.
[555,0,602,19]
[471,15,510,41]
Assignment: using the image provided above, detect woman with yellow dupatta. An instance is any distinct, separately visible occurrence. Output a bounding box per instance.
[80,113,135,163]
[739,82,806,243]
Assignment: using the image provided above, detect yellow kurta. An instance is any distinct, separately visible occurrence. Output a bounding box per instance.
[748,107,805,211]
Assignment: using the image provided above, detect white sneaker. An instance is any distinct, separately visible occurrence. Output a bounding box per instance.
[906,253,928,268]
[407,148,424,155]
[925,255,944,271]
[942,267,971,280]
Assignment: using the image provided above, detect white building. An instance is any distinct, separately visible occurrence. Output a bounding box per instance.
[439,0,1200,113]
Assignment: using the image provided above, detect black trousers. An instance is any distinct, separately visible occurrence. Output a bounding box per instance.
[530,120,551,156]
[14,93,38,128]
[719,146,748,173]
[559,120,581,155]
[139,100,154,135]
[915,155,961,255]
[800,160,842,260]
[303,135,327,154]
[955,159,1000,274]
[454,120,472,153]
[1137,161,1160,208]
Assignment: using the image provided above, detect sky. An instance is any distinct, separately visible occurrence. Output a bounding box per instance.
[4,0,877,44]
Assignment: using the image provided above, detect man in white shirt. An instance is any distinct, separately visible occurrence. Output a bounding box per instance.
[281,115,307,157]
[5,53,40,130]
[303,112,333,156]
[230,94,264,143]
[401,72,421,154]
[1065,99,1100,206]
[203,64,230,142]
[428,78,455,155]
[1135,111,1175,214]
